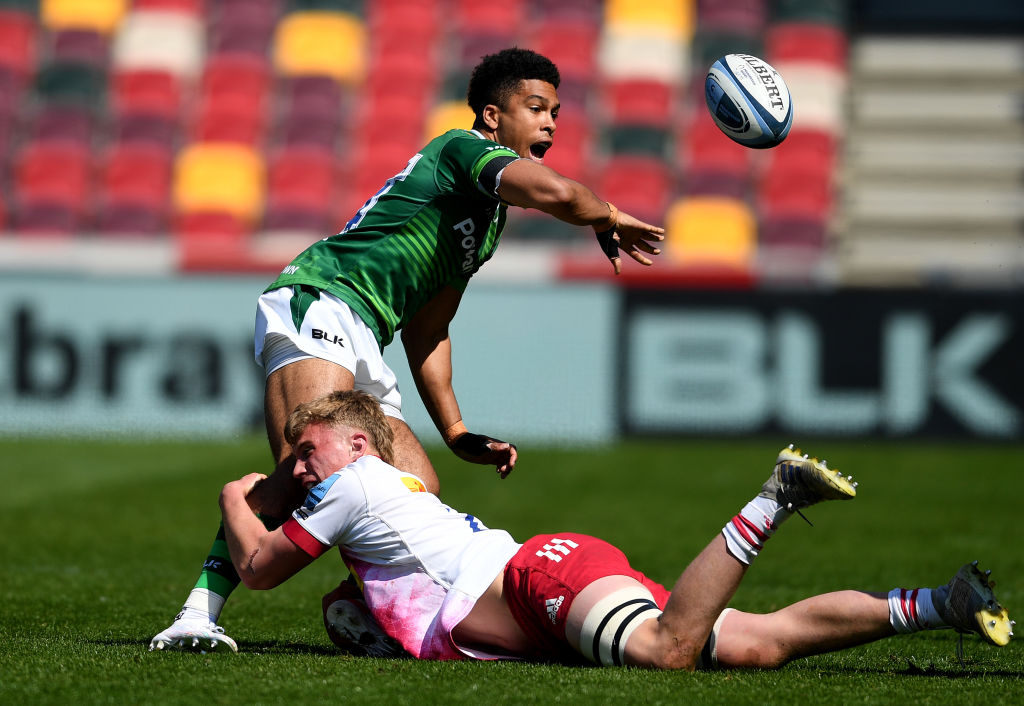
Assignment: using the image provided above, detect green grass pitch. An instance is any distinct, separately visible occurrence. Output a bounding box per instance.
[1,436,1022,705]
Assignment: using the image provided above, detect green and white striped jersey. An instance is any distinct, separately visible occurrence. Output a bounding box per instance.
[266,129,521,349]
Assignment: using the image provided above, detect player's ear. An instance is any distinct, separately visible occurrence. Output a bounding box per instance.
[481,103,500,130]
[350,431,368,458]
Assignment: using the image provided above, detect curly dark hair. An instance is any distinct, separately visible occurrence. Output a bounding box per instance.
[466,47,560,121]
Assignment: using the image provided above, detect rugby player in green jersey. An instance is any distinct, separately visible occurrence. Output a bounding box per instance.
[150,48,664,655]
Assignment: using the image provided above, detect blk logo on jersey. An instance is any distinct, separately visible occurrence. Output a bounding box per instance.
[536,537,579,562]
[311,328,345,347]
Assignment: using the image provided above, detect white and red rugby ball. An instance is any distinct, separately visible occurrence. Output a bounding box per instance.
[705,54,793,148]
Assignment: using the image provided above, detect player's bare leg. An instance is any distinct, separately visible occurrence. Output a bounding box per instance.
[713,590,893,668]
[585,446,857,670]
[255,357,440,516]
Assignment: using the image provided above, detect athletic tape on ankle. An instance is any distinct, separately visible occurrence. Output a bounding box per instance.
[578,585,661,666]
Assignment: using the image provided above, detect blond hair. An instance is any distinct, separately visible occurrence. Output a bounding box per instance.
[284,390,395,465]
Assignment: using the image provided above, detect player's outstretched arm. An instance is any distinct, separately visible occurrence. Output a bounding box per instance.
[496,159,664,275]
[402,287,517,478]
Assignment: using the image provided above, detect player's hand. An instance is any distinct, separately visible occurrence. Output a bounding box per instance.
[449,432,517,479]
[222,473,267,503]
[595,210,664,275]
[149,614,238,653]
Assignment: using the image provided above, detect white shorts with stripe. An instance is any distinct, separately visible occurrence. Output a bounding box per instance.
[253,286,405,421]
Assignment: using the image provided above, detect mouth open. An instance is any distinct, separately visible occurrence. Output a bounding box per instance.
[529,142,552,163]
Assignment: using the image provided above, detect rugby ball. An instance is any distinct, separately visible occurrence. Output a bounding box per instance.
[705,54,793,148]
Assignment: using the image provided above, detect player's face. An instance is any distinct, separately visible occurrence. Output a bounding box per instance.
[494,79,559,165]
[291,423,361,491]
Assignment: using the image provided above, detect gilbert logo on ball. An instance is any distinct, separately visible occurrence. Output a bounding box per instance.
[705,54,793,148]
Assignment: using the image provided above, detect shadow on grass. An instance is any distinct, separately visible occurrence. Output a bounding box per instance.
[787,659,1024,680]
[96,638,342,656]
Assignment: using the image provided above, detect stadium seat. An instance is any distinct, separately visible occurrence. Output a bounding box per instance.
[34,61,106,105]
[454,0,524,32]
[110,68,182,119]
[30,103,94,143]
[692,32,763,71]
[111,9,205,80]
[131,0,202,13]
[606,124,670,157]
[191,94,267,145]
[96,143,172,235]
[682,118,751,178]
[696,0,767,35]
[265,145,337,221]
[774,0,846,27]
[208,0,281,54]
[191,54,272,144]
[0,9,37,79]
[542,110,592,183]
[757,165,832,222]
[12,140,92,234]
[762,129,838,181]
[665,196,755,268]
[604,0,694,40]
[273,11,366,85]
[766,22,848,70]
[423,101,474,143]
[112,112,179,146]
[275,74,344,148]
[365,48,437,104]
[366,0,439,47]
[41,0,128,34]
[604,78,675,127]
[173,142,265,224]
[458,33,519,71]
[759,216,827,249]
[50,28,109,68]
[527,17,598,82]
[770,62,846,136]
[595,155,673,224]
[598,31,690,84]
[175,210,253,271]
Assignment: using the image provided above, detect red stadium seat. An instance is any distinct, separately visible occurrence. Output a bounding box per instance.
[112,112,179,146]
[275,74,343,148]
[97,143,172,213]
[605,78,675,127]
[30,103,94,144]
[111,68,182,119]
[766,22,848,71]
[697,0,768,35]
[682,117,751,183]
[13,140,91,234]
[50,29,109,68]
[263,146,337,232]
[595,155,673,224]
[543,111,592,183]
[454,0,525,32]
[208,0,282,55]
[192,92,267,145]
[0,9,37,79]
[527,18,598,82]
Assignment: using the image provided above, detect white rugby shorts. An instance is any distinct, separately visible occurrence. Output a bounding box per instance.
[254,286,405,420]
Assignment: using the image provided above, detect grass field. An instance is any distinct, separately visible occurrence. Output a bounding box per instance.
[2,436,1022,705]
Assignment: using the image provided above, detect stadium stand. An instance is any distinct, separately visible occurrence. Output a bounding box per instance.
[10,0,1019,287]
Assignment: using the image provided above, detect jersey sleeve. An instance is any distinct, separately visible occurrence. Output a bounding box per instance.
[437,133,520,201]
[284,471,364,557]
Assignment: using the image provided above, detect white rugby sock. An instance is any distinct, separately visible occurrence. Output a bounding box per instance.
[721,496,791,565]
[887,588,947,633]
